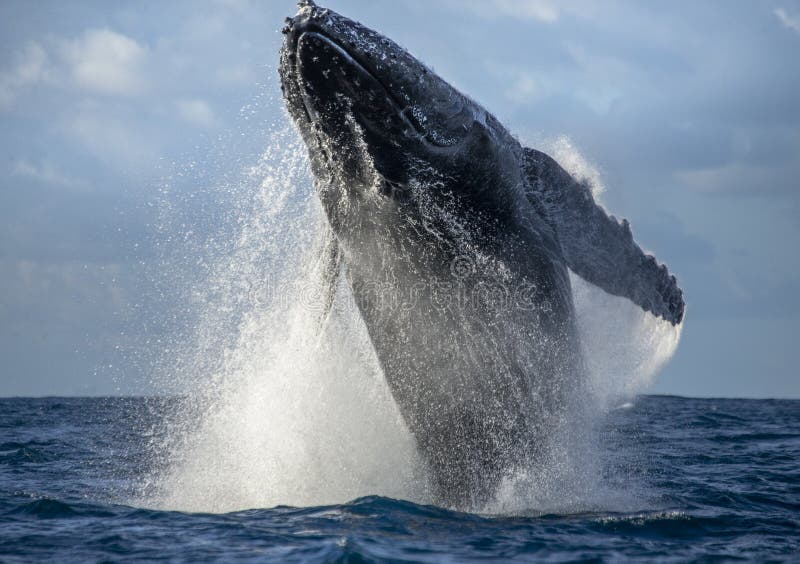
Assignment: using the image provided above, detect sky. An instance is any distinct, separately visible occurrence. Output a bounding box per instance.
[0,0,798,397]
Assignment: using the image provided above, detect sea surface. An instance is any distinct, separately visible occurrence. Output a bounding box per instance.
[1,395,798,562]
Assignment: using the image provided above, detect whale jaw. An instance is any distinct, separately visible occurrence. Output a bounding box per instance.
[279,2,506,198]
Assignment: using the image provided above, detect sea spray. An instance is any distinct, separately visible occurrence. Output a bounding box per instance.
[574,274,683,410]
[148,122,422,513]
[540,135,683,409]
[148,118,680,514]
[470,138,683,514]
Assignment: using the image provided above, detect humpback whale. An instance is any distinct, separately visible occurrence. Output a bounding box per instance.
[279,0,684,509]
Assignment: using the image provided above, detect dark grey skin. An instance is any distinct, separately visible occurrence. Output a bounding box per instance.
[279,0,684,509]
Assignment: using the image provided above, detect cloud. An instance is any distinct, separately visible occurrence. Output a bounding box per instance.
[634,212,716,265]
[176,98,217,127]
[775,7,800,33]
[213,0,253,10]
[506,73,539,103]
[560,41,634,114]
[65,111,157,167]
[215,63,255,86]
[459,0,559,23]
[0,29,148,107]
[498,0,558,22]
[0,258,135,328]
[63,29,147,95]
[11,160,89,190]
[674,160,800,197]
[0,42,50,108]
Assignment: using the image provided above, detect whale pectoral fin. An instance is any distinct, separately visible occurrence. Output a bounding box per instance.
[314,228,341,334]
[523,147,685,325]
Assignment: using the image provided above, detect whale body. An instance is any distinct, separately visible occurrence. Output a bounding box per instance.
[279,1,684,509]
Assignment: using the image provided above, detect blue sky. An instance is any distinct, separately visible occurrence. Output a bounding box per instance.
[0,0,798,397]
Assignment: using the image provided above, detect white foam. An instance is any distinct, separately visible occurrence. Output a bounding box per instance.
[156,298,423,513]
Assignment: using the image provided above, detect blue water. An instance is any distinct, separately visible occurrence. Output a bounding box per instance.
[1,396,798,562]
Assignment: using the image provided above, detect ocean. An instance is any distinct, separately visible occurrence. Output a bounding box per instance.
[1,395,798,562]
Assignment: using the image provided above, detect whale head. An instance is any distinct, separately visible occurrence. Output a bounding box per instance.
[279,1,522,218]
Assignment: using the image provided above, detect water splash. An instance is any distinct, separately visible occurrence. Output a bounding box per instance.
[546,135,606,198]
[146,120,680,515]
[541,135,682,408]
[574,273,683,410]
[145,120,423,513]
